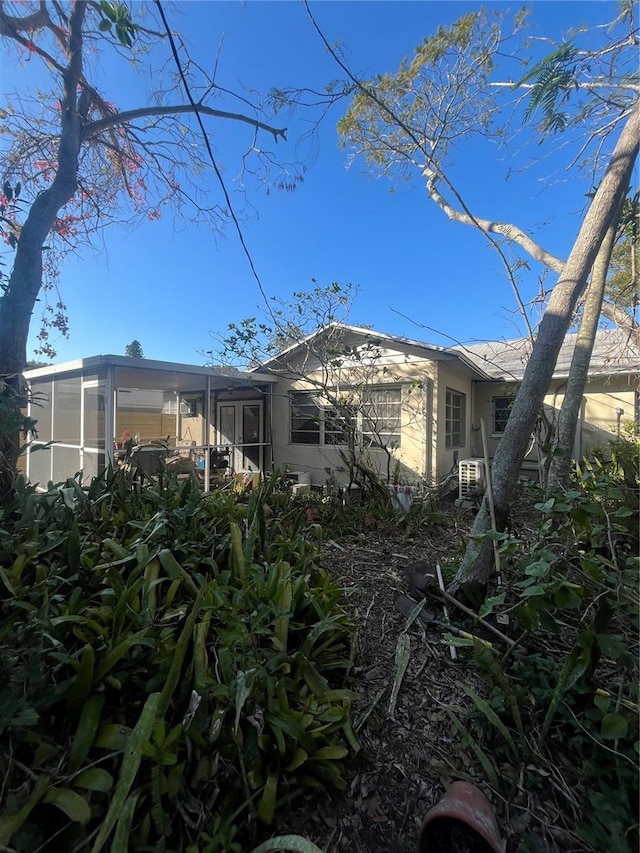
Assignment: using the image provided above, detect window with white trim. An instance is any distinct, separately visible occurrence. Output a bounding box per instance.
[361,387,402,448]
[290,387,401,448]
[290,393,321,444]
[493,396,514,435]
[324,406,354,445]
[445,388,466,449]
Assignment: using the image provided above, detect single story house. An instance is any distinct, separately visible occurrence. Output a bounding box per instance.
[255,323,639,490]
[21,325,639,491]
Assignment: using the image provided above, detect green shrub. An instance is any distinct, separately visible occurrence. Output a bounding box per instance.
[452,439,639,851]
[0,472,358,851]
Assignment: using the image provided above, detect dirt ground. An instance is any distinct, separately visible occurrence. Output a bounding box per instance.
[273,495,594,853]
[277,506,504,853]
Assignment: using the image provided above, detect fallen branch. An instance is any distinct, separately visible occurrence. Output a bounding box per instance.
[407,563,515,647]
[433,588,515,648]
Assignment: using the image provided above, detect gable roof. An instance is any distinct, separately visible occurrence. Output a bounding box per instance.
[458,328,640,381]
[257,322,639,384]
[255,322,494,380]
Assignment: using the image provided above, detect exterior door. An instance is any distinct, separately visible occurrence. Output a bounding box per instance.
[217,400,263,473]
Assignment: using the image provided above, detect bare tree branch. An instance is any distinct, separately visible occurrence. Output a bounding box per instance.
[84,103,287,143]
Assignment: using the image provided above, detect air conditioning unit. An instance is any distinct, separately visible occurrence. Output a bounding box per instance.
[458,458,485,499]
[284,470,311,486]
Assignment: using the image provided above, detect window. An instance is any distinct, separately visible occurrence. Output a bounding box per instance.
[290,387,402,448]
[445,388,466,449]
[493,396,514,435]
[324,406,354,445]
[362,387,402,448]
[162,392,196,416]
[290,393,321,444]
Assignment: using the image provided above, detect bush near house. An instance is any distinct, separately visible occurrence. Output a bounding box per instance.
[0,472,358,852]
[453,435,639,851]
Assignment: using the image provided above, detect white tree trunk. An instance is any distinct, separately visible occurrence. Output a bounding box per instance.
[546,211,621,490]
[451,101,640,601]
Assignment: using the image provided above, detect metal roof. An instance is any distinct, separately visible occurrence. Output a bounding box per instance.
[24,354,276,386]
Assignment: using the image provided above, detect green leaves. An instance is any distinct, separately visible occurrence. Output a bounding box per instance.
[250,837,326,853]
[338,7,505,180]
[455,455,639,851]
[97,1,138,48]
[43,787,91,826]
[601,713,629,740]
[518,42,579,133]
[0,775,51,846]
[387,632,410,718]
[92,692,161,853]
[73,768,114,793]
[0,473,357,849]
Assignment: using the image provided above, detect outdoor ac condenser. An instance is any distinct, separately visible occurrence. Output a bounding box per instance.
[458,458,485,499]
[284,471,311,486]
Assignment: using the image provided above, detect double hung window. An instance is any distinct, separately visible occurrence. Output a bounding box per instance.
[361,388,402,448]
[290,387,402,447]
[445,388,466,449]
[493,396,514,435]
[290,393,321,444]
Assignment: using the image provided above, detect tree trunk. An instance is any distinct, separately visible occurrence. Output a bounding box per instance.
[0,1,86,497]
[546,210,621,490]
[450,101,640,603]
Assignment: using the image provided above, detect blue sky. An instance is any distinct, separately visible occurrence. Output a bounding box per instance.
[3,1,626,366]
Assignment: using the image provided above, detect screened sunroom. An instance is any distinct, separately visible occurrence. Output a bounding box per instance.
[23,355,276,490]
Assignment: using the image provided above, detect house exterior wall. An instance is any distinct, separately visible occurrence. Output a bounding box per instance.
[269,350,439,487]
[546,376,638,457]
[472,375,638,467]
[435,361,475,481]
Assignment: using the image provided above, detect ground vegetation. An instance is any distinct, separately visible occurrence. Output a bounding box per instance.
[1,429,637,852]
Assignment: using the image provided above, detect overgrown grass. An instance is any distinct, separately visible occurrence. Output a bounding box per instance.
[0,471,358,852]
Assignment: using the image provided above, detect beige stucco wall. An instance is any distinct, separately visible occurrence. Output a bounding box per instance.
[472,374,638,465]
[269,350,439,487]
[434,361,476,481]
[547,376,638,457]
[268,333,638,489]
